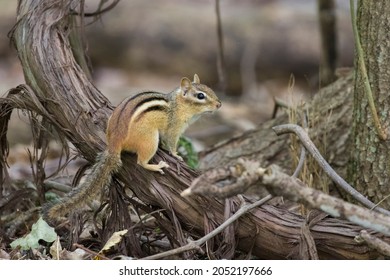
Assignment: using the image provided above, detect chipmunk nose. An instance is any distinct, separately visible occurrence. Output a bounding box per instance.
[216,100,222,109]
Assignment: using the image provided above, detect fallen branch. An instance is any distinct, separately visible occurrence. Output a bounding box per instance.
[181,158,264,199]
[355,230,390,257]
[262,165,390,236]
[183,156,390,237]
[292,112,308,178]
[272,124,390,216]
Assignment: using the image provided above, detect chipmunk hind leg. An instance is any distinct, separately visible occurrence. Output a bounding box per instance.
[136,130,169,173]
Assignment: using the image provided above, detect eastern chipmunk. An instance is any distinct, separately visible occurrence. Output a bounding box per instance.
[43,74,221,222]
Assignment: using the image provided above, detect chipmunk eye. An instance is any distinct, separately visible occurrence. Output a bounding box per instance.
[196,92,205,100]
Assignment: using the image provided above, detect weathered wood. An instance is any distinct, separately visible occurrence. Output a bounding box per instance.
[2,0,389,259]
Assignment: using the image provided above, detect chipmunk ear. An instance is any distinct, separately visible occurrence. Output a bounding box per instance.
[180,77,192,95]
[193,74,200,84]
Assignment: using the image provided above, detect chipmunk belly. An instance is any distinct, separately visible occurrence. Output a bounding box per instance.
[123,108,169,153]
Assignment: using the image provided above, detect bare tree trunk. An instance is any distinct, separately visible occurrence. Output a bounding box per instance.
[349,0,390,210]
[317,0,337,86]
[2,0,389,259]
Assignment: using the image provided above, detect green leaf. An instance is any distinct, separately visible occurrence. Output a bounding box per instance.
[10,217,57,250]
[178,137,199,169]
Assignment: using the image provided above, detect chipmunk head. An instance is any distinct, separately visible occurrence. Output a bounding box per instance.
[179,74,222,114]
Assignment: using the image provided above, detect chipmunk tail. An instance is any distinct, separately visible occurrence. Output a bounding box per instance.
[42,150,122,224]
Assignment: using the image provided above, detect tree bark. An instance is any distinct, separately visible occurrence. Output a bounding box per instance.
[2,0,389,259]
[350,0,390,210]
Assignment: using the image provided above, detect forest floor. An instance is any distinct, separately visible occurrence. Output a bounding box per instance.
[0,0,355,259]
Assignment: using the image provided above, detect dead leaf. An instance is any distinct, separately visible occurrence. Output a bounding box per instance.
[49,237,62,260]
[99,229,128,255]
[0,249,10,260]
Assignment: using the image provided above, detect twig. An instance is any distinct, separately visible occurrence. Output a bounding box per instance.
[292,112,308,178]
[292,134,306,178]
[70,0,121,17]
[141,195,272,260]
[4,207,40,236]
[291,135,306,178]
[349,0,386,140]
[262,165,390,236]
[43,180,72,193]
[73,243,110,260]
[181,158,263,198]
[355,230,390,257]
[273,124,390,216]
[272,97,290,119]
[215,0,227,94]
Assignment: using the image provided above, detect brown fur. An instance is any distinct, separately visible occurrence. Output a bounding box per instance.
[42,75,221,221]
[42,150,121,223]
[107,74,221,172]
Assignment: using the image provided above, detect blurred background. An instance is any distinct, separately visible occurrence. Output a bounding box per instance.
[0,0,353,177]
